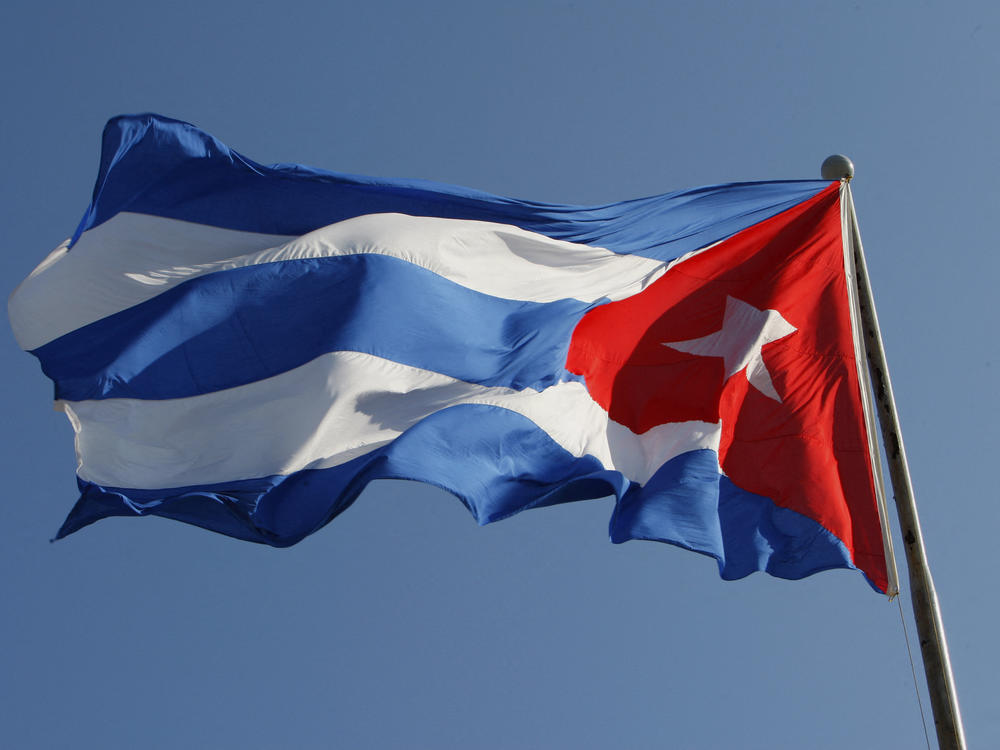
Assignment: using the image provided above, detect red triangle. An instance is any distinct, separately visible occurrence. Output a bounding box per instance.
[567,183,887,591]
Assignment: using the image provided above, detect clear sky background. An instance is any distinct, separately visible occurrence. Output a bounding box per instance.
[2,2,996,748]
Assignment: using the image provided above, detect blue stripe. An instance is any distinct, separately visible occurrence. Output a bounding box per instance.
[34,254,589,402]
[610,450,874,590]
[59,404,628,544]
[57,404,865,588]
[75,114,831,261]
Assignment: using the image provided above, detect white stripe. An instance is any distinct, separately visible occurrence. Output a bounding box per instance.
[9,217,289,351]
[10,212,667,350]
[62,351,719,490]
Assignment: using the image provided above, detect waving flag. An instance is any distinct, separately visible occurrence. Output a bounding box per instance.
[9,114,893,593]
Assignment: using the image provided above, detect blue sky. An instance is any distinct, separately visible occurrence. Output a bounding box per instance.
[2,2,997,748]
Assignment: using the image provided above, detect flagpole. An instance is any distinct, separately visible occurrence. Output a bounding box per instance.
[823,156,966,750]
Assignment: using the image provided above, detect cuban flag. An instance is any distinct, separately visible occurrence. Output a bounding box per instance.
[9,114,894,594]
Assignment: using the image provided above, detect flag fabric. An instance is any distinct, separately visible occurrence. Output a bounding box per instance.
[9,114,891,593]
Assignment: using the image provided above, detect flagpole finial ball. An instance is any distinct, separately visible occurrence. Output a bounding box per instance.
[821,154,855,180]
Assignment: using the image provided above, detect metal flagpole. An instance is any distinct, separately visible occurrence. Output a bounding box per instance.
[822,155,967,750]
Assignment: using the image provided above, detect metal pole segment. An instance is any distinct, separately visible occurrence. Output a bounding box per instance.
[840,182,899,599]
[844,183,966,750]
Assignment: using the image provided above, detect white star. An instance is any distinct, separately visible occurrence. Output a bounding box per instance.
[662,296,797,402]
